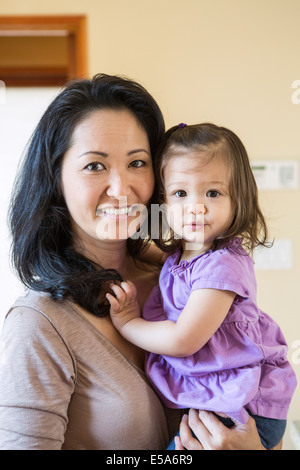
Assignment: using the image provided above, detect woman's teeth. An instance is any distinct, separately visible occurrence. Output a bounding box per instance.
[96,206,133,216]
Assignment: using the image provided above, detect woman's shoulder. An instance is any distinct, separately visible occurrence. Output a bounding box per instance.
[9,289,72,319]
[5,290,81,344]
[2,290,78,374]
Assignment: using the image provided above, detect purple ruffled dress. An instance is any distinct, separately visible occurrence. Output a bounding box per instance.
[143,239,297,424]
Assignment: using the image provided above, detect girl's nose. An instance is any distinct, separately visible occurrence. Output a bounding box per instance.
[187,203,206,215]
[106,170,131,199]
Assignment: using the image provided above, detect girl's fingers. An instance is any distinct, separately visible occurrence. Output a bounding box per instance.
[120,281,137,301]
[107,281,137,313]
[106,292,120,312]
[109,283,126,304]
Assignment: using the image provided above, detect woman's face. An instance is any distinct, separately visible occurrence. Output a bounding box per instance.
[61,109,154,246]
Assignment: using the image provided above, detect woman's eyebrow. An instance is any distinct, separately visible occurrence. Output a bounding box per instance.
[79,149,150,158]
[78,151,108,158]
[127,149,150,156]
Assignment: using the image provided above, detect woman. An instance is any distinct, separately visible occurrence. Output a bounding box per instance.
[0,74,274,450]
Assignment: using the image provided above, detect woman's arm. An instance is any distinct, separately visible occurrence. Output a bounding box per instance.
[0,307,75,450]
[107,281,235,356]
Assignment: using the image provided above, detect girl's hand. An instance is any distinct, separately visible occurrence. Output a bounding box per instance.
[106,281,140,332]
[176,409,266,450]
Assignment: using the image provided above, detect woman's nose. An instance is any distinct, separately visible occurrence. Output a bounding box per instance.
[106,170,131,199]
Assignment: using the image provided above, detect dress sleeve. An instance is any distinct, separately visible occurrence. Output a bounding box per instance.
[190,249,251,299]
[0,306,76,450]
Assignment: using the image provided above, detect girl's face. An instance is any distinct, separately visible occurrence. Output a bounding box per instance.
[61,109,154,246]
[163,150,233,253]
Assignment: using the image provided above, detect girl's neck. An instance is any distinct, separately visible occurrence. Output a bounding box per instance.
[180,240,212,262]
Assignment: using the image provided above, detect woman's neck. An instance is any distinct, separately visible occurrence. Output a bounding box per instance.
[74,234,130,275]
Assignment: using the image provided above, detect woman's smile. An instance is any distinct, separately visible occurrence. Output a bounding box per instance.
[96,203,141,217]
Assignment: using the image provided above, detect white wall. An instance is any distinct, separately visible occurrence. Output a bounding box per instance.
[0,87,60,330]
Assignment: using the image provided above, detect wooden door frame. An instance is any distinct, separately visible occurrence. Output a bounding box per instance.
[0,15,87,86]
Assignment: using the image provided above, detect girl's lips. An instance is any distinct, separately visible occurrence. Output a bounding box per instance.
[187,223,205,232]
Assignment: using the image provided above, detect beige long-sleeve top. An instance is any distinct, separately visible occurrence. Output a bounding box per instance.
[0,290,177,450]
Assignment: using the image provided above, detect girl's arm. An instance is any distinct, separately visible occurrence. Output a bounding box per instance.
[107,281,235,357]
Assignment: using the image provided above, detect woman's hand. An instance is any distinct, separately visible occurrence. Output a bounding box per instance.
[175,409,266,450]
[106,281,140,332]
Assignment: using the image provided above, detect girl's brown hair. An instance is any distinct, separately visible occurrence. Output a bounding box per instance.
[153,122,270,254]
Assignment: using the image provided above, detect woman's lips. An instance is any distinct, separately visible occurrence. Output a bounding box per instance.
[96,204,141,217]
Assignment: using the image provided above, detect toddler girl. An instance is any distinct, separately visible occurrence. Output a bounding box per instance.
[107,123,297,449]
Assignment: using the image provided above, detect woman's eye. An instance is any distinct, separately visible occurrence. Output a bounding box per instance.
[129,160,145,168]
[174,190,187,198]
[84,162,104,172]
[207,190,220,198]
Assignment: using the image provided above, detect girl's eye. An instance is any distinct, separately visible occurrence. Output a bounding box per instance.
[84,162,105,172]
[207,190,220,198]
[174,190,187,198]
[129,160,146,168]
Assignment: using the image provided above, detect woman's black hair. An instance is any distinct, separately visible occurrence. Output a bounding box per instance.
[8,73,165,317]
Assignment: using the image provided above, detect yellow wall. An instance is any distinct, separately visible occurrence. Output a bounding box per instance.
[1,0,299,448]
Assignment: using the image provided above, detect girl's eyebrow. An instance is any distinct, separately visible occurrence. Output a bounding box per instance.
[166,181,187,188]
[78,149,150,158]
[166,180,226,188]
[206,180,227,186]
